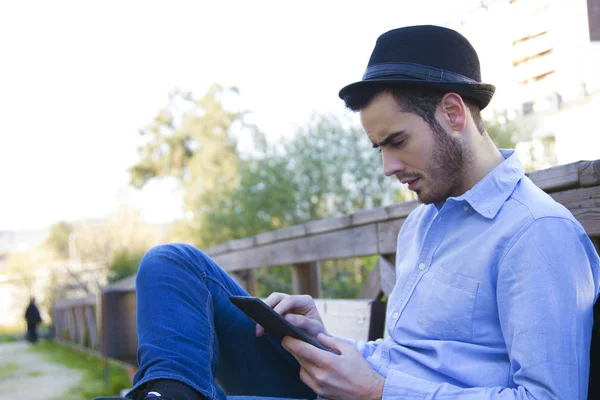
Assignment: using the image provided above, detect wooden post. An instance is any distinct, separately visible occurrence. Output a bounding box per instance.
[292,262,320,298]
[74,306,86,346]
[378,254,396,297]
[233,269,257,296]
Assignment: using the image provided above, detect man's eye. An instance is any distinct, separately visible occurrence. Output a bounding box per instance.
[378,140,405,153]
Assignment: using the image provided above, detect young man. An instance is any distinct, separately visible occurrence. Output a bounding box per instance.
[97,25,599,400]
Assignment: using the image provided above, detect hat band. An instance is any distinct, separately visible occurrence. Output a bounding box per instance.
[362,62,477,84]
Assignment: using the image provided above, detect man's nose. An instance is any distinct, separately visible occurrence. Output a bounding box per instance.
[382,150,406,177]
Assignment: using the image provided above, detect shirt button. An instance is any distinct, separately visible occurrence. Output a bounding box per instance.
[418,262,426,270]
[463,205,469,211]
[392,312,399,320]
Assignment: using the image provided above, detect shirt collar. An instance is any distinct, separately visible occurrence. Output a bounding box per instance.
[453,150,524,219]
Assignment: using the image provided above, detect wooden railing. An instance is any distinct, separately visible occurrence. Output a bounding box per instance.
[54,294,99,349]
[52,159,600,364]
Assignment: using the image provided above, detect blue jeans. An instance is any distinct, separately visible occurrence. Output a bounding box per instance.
[130,243,317,400]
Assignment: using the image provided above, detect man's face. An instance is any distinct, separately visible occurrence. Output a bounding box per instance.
[360,91,467,204]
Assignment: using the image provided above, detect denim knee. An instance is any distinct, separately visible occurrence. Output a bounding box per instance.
[137,243,214,284]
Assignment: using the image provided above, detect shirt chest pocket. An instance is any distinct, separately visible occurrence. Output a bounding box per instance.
[417,267,479,342]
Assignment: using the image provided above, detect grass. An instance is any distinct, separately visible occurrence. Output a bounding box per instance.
[0,324,23,343]
[0,362,18,380]
[28,340,132,400]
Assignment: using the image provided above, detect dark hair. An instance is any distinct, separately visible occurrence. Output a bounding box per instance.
[343,84,485,134]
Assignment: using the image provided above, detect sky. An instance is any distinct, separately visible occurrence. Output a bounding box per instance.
[0,0,473,231]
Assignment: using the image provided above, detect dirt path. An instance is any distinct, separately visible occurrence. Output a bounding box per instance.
[0,341,83,400]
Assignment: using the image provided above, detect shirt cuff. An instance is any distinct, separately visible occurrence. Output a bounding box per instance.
[329,333,360,350]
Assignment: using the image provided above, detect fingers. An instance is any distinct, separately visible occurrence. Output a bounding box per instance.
[316,333,346,355]
[263,292,287,308]
[299,366,320,397]
[285,314,324,337]
[273,294,313,316]
[257,292,287,336]
[257,292,318,337]
[283,336,336,369]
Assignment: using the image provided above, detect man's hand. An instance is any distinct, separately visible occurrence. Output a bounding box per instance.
[282,333,385,400]
[256,292,327,339]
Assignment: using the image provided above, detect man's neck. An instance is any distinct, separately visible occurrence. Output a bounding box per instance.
[458,135,505,195]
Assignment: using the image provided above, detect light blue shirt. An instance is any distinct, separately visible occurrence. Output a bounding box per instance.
[346,150,600,399]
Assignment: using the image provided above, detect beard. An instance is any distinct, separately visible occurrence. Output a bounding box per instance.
[416,121,469,205]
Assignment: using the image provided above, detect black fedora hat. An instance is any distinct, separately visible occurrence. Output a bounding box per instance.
[339,25,495,109]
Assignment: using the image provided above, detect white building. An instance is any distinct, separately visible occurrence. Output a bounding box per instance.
[448,0,600,169]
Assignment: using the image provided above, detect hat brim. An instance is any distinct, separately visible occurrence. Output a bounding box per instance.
[338,79,496,110]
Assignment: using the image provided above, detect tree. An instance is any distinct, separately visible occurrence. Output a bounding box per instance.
[129,87,405,297]
[5,252,37,297]
[206,113,402,240]
[130,85,248,248]
[71,206,164,283]
[108,249,145,284]
[45,221,73,260]
[207,113,403,297]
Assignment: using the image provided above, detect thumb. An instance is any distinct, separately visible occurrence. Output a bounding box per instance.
[316,333,351,355]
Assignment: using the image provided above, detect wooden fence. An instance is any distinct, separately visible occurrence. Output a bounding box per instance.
[53,159,600,364]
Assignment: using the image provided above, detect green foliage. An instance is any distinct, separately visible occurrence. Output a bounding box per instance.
[45,221,73,259]
[130,85,246,248]
[107,249,144,284]
[320,255,378,299]
[255,265,293,298]
[486,113,517,149]
[204,113,400,241]
[130,86,403,297]
[282,113,398,220]
[29,341,131,399]
[0,324,23,343]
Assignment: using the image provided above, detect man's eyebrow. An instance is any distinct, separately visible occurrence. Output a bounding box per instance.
[372,131,407,149]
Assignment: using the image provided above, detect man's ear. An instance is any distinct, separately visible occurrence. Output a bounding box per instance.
[439,93,467,133]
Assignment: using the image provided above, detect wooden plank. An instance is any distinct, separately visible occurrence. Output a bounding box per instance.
[74,307,86,346]
[359,263,382,300]
[292,262,320,298]
[254,225,307,247]
[212,224,380,271]
[378,256,397,297]
[67,308,77,342]
[85,306,99,349]
[55,294,96,309]
[580,160,600,188]
[232,269,257,296]
[314,299,372,341]
[527,161,580,192]
[377,219,406,255]
[305,215,353,235]
[352,207,391,226]
[386,201,419,219]
[228,237,256,251]
[206,243,229,256]
[207,202,418,255]
[551,186,600,236]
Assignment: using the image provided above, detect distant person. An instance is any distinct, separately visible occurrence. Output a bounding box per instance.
[96,25,599,400]
[24,297,42,344]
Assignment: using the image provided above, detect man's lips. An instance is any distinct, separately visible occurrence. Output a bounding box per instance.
[399,177,421,190]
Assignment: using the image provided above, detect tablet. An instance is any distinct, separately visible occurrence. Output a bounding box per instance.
[229,295,332,353]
